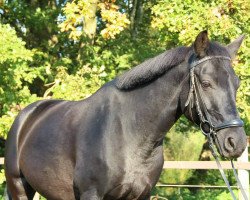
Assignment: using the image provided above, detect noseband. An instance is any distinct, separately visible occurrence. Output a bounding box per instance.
[185,55,247,200]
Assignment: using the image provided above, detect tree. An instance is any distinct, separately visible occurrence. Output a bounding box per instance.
[0,24,41,138]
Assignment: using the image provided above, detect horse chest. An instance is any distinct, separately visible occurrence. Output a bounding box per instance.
[106,148,164,199]
[104,160,163,200]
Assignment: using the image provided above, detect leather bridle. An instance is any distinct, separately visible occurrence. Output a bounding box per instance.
[185,55,247,200]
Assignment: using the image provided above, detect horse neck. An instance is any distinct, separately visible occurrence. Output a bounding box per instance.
[124,62,189,142]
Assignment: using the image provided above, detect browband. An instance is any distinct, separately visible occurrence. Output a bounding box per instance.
[190,56,231,69]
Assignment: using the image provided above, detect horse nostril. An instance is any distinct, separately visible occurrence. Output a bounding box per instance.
[228,137,235,149]
[227,137,236,150]
[224,137,236,153]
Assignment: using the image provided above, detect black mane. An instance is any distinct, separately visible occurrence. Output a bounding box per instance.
[115,41,230,90]
[115,46,190,90]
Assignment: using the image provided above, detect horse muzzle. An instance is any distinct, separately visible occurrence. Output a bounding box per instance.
[214,127,247,158]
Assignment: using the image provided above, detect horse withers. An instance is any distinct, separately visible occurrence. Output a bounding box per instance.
[5,31,247,200]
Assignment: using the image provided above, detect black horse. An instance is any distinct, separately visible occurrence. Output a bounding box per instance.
[5,31,247,200]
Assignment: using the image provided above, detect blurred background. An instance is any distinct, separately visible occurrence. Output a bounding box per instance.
[0,0,249,199]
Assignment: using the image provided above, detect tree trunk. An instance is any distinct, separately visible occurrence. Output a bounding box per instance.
[130,0,143,39]
[83,0,98,39]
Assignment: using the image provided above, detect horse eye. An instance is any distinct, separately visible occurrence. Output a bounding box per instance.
[201,81,211,88]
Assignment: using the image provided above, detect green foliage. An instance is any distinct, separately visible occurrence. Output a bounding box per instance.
[0,26,32,62]
[0,24,41,138]
[151,0,248,44]
[45,65,106,100]
[160,119,205,184]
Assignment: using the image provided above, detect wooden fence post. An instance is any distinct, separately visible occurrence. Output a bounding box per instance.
[238,141,249,200]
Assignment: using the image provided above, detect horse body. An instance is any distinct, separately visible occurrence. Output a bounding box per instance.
[5,31,247,200]
[6,62,188,199]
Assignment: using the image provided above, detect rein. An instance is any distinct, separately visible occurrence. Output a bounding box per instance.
[185,55,247,200]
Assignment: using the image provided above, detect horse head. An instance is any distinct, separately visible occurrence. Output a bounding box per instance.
[183,31,247,158]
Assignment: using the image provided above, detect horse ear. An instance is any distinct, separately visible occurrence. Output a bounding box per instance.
[226,35,245,59]
[193,30,209,57]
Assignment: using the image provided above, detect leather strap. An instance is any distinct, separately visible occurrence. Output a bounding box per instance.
[190,56,231,69]
[209,135,248,200]
[231,160,248,200]
[214,119,244,131]
[208,136,237,200]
